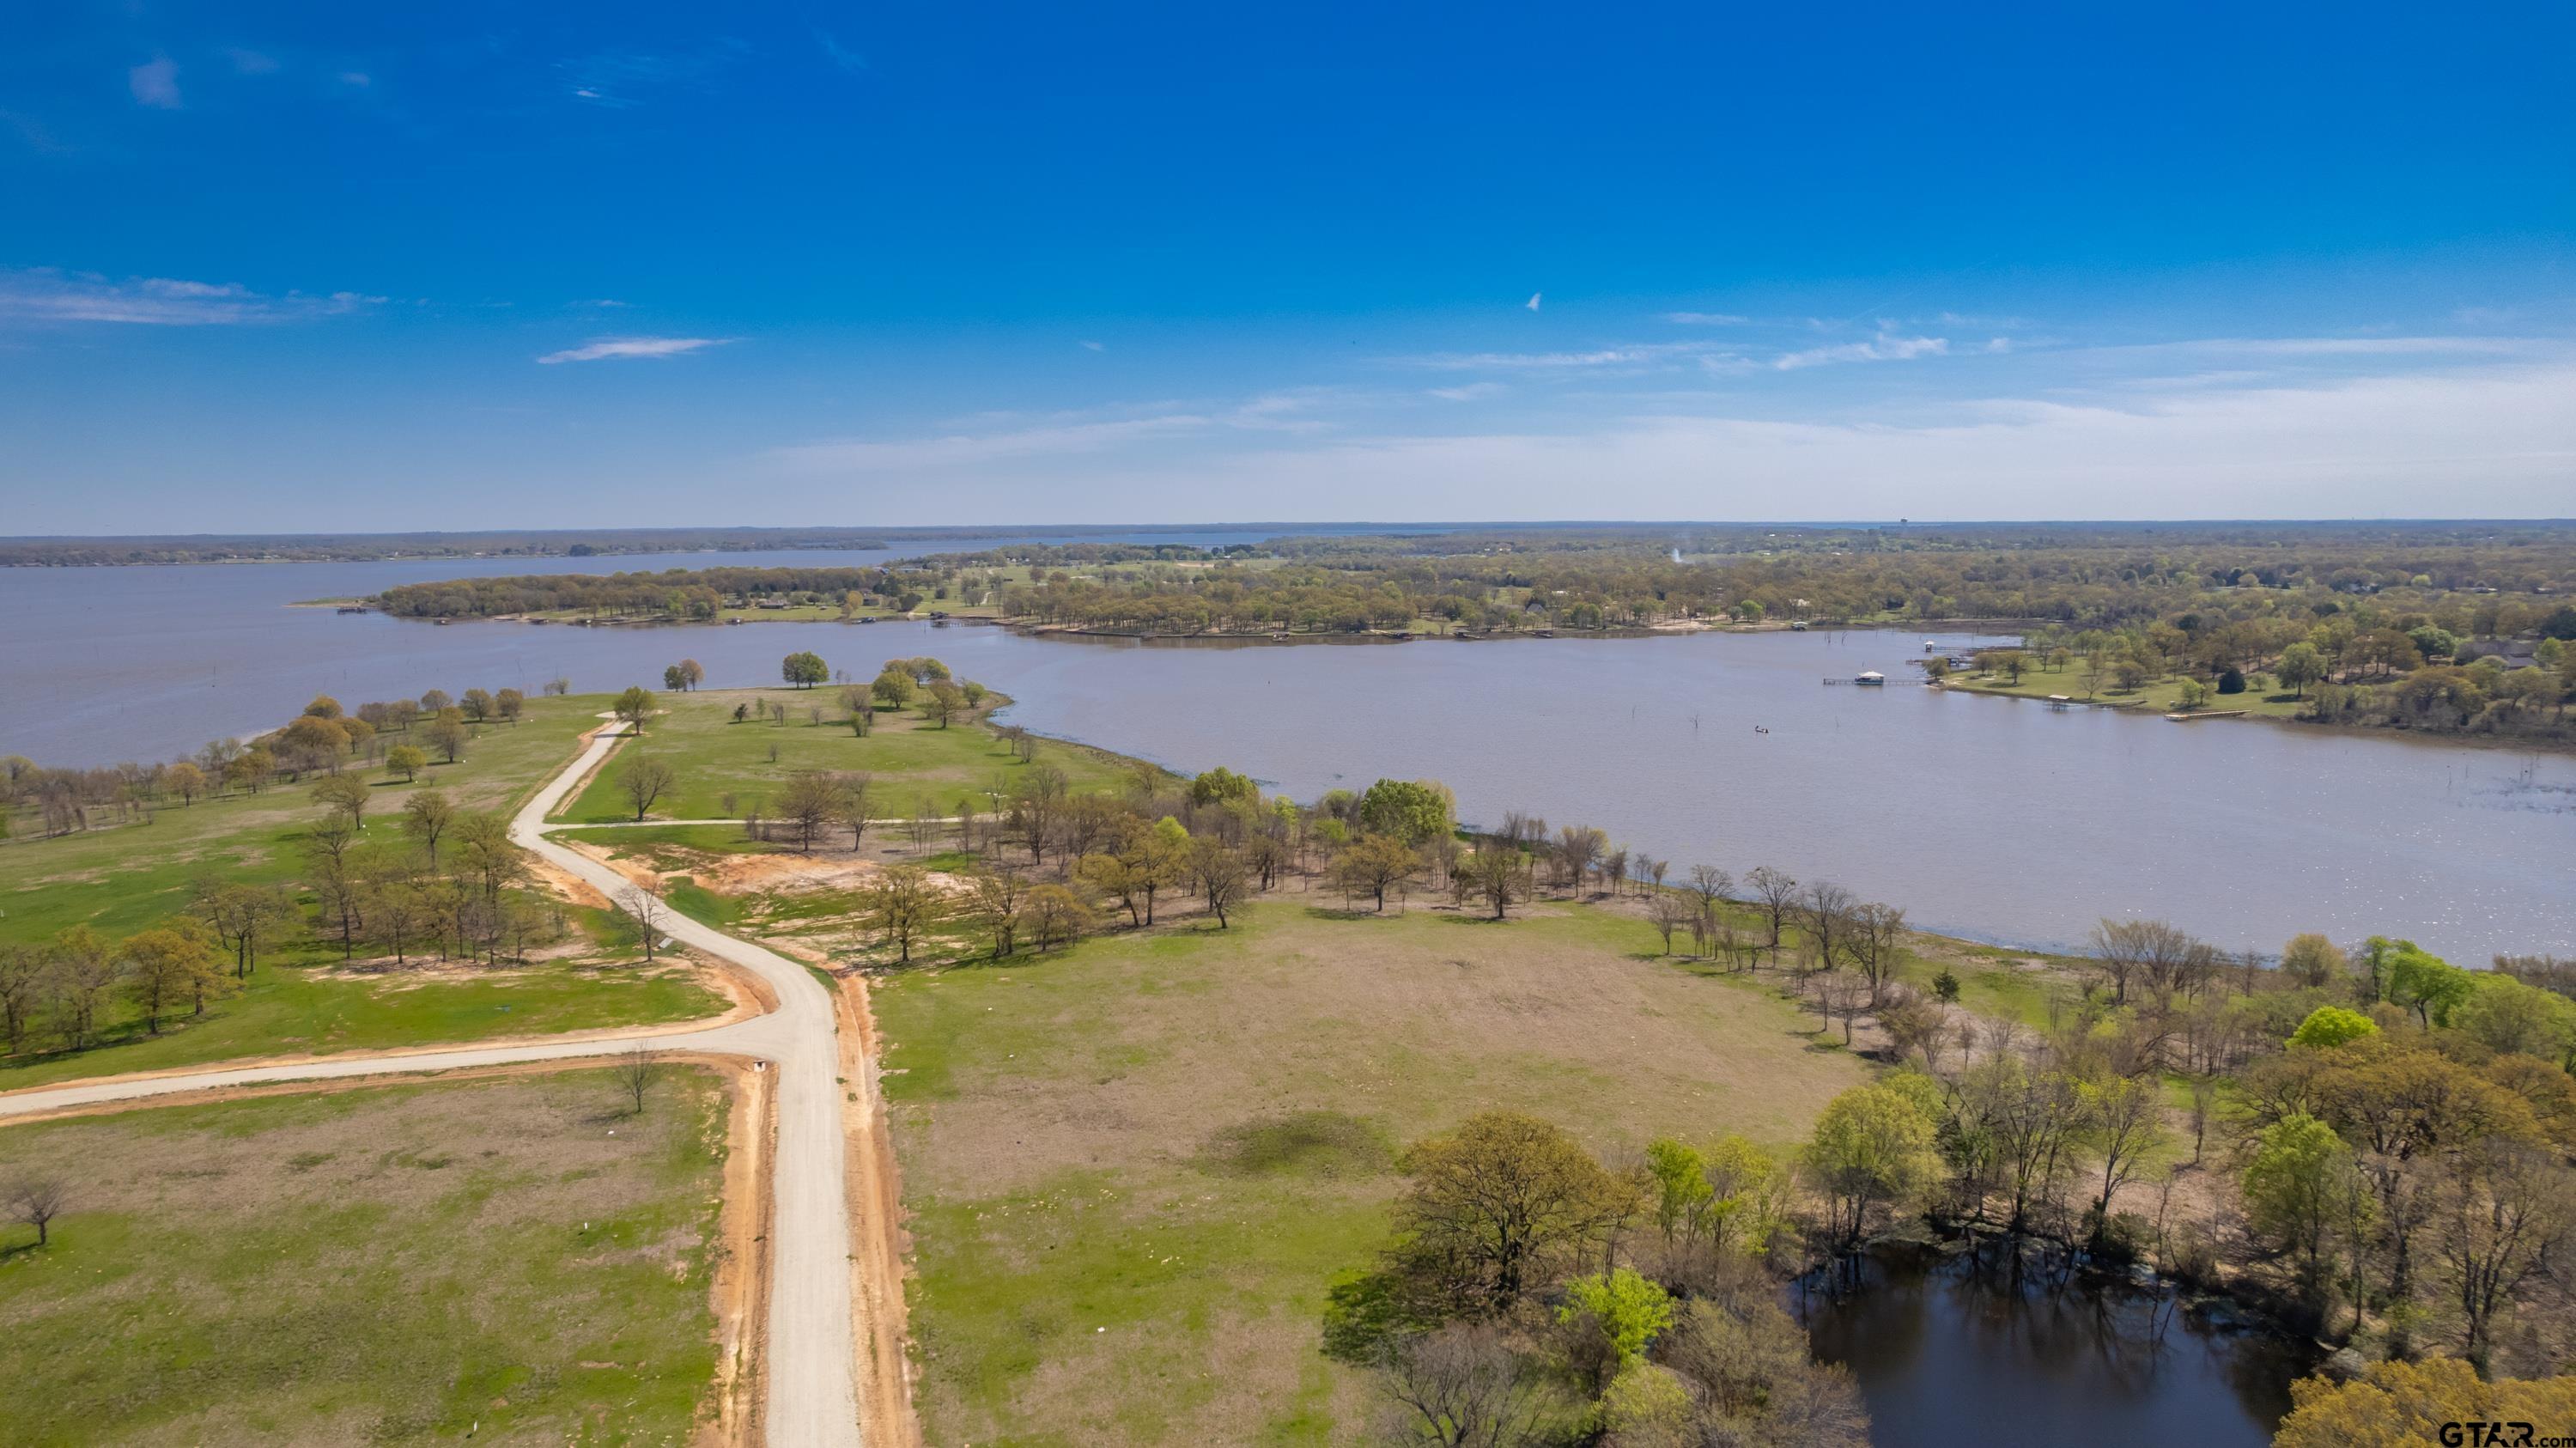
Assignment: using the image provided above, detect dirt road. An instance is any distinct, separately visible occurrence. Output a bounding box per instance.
[0,721,888,1448]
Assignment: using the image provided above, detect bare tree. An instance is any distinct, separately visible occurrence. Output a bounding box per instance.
[1798,880,1856,970]
[1745,866,1798,958]
[775,770,841,854]
[1838,901,1908,1006]
[618,757,677,821]
[9,1177,68,1247]
[1647,892,1698,955]
[1371,1323,1552,1448]
[832,772,877,849]
[616,1044,659,1116]
[618,881,671,963]
[1195,841,1253,928]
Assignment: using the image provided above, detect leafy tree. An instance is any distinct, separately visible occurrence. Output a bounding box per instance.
[164,761,206,804]
[423,716,471,764]
[1357,778,1455,844]
[1331,833,1420,911]
[613,684,655,733]
[1555,1267,1674,1378]
[385,744,427,782]
[664,663,690,691]
[1393,1110,1630,1311]
[119,921,232,1032]
[781,650,829,688]
[2279,931,2347,988]
[2288,1005,2379,1049]
[871,669,914,708]
[401,788,456,867]
[2275,641,2325,697]
[1188,766,1257,807]
[2379,938,2472,1025]
[1803,1080,1941,1249]
[2453,974,2576,1068]
[2242,1110,2359,1279]
[2274,1358,2576,1448]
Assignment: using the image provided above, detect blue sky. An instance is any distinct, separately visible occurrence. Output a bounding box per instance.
[3,2,2570,532]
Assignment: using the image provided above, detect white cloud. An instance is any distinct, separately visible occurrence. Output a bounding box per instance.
[772,392,1336,472]
[1771,330,1949,370]
[756,356,2576,520]
[1405,344,1710,370]
[0,269,380,325]
[1526,292,1542,312]
[1079,339,1105,351]
[1429,383,1504,401]
[1663,312,1753,325]
[129,58,182,109]
[536,336,729,363]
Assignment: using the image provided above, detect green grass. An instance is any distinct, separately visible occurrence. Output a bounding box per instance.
[0,955,725,1091]
[558,687,1138,824]
[0,696,604,942]
[875,899,1866,1445]
[1944,666,2310,720]
[0,694,737,1088]
[0,1067,736,1446]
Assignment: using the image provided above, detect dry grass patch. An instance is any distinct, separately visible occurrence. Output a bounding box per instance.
[875,899,1868,1446]
[0,1066,737,1447]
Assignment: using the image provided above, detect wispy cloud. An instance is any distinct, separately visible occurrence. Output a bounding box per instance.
[0,269,381,325]
[561,43,750,107]
[1663,311,1753,325]
[816,31,868,75]
[1429,382,1505,402]
[771,392,1337,472]
[1403,344,1714,371]
[536,336,730,364]
[224,47,280,76]
[1079,339,1105,351]
[1771,329,1950,370]
[129,57,182,109]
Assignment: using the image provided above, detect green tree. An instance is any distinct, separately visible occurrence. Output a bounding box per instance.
[1394,1111,1630,1311]
[1356,778,1455,844]
[2288,1005,2380,1050]
[385,744,427,782]
[1803,1081,1941,1249]
[118,921,233,1033]
[613,685,655,734]
[1555,1267,1675,1376]
[2380,939,2471,1026]
[2242,1110,2358,1279]
[871,669,914,708]
[1188,766,1257,806]
[2275,641,2325,697]
[781,651,829,688]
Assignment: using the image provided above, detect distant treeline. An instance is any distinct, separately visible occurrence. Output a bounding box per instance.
[373,565,933,618]
[0,528,896,567]
[965,526,2576,634]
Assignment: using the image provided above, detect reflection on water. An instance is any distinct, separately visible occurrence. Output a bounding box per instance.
[4,551,2571,959]
[1799,1244,2318,1448]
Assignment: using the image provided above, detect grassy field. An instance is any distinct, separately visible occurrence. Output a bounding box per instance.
[872,898,1869,1446]
[0,694,732,1088]
[0,1066,736,1447]
[0,694,605,941]
[0,957,724,1092]
[1941,664,2310,721]
[558,688,1138,824]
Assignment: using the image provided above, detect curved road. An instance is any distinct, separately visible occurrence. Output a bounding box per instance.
[0,722,867,1448]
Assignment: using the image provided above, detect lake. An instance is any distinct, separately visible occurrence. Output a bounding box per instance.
[1800,1244,2319,1448]
[4,549,2571,960]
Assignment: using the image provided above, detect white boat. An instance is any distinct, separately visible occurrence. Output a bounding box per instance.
[1855,671,1886,684]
